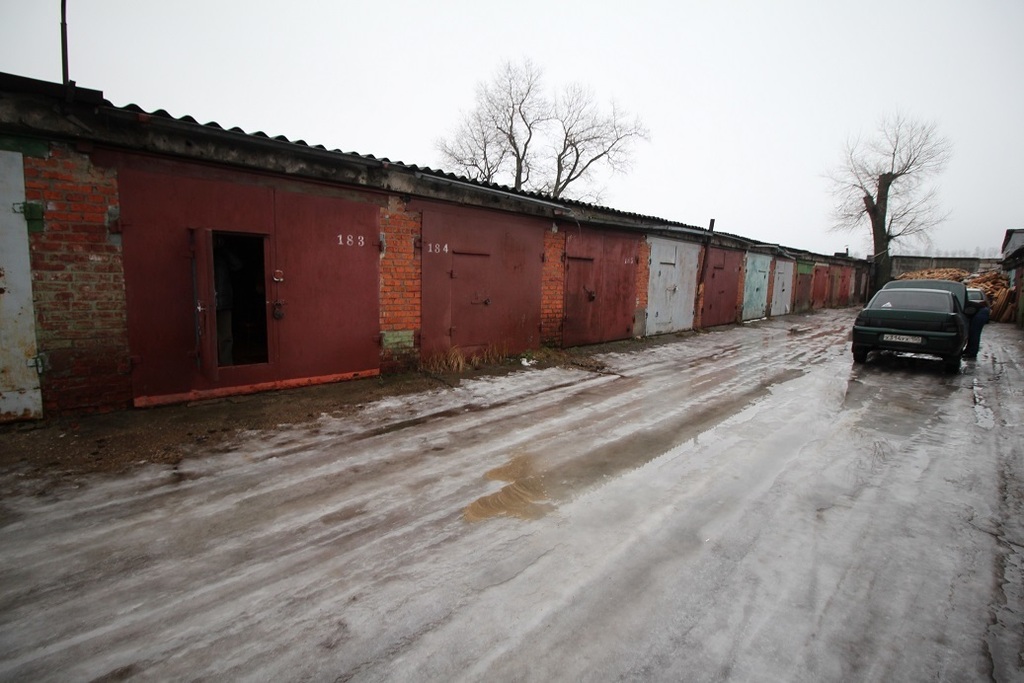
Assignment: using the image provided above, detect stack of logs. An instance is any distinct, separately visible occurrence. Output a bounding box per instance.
[895,268,1016,322]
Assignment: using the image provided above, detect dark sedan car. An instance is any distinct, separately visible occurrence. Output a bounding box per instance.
[851,288,968,372]
[967,287,989,307]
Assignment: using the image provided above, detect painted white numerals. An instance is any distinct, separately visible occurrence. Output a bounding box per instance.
[338,234,366,247]
[426,243,449,254]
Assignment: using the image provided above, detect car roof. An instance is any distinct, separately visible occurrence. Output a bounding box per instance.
[872,287,954,298]
[882,279,967,307]
[880,286,952,292]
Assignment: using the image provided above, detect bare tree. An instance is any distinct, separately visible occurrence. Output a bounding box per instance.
[828,112,952,293]
[436,106,509,185]
[486,59,550,191]
[437,59,649,200]
[436,60,549,191]
[542,84,648,199]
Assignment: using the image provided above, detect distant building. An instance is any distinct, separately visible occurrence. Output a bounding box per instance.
[1002,229,1024,259]
[890,255,1002,278]
[1002,229,1024,329]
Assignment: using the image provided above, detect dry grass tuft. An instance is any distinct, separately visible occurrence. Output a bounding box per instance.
[475,343,509,367]
[421,344,516,374]
[421,347,468,374]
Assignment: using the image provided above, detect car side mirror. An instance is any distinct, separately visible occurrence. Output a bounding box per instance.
[965,305,978,315]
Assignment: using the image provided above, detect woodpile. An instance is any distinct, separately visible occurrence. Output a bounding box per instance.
[895,268,970,282]
[989,289,1016,323]
[972,272,1016,323]
[895,268,1016,323]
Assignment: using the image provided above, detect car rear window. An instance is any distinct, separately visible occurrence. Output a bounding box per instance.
[867,290,953,312]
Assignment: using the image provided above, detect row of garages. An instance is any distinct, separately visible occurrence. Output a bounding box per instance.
[647,238,863,334]
[0,73,867,418]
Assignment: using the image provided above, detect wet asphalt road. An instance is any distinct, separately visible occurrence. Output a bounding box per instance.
[1,309,1022,681]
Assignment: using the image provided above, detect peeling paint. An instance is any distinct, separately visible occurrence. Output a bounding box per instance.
[0,150,43,422]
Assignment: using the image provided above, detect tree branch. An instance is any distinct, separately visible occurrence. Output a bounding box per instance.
[436,60,648,199]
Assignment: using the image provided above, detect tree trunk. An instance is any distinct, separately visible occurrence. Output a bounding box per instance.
[870,209,892,294]
[871,243,891,295]
[867,173,894,295]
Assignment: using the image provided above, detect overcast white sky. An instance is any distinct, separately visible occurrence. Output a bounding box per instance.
[1,0,1021,258]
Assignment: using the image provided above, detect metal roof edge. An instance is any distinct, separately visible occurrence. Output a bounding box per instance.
[0,72,106,105]
[98,104,385,170]
[0,71,867,265]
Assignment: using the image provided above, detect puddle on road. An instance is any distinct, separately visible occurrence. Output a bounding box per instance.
[464,368,806,522]
[463,454,554,522]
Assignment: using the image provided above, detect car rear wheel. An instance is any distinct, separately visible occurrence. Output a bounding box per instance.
[852,345,868,364]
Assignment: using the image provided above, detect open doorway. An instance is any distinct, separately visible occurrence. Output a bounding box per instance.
[213,232,268,366]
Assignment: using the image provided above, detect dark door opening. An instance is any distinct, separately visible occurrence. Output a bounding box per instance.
[214,232,268,366]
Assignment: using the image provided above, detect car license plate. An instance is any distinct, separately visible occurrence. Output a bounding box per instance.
[881,333,923,344]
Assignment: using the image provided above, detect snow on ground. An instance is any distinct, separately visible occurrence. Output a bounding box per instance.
[0,310,1022,681]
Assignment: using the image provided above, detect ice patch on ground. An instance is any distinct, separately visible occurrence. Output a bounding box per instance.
[973,378,995,429]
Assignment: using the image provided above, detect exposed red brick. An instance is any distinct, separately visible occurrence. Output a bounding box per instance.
[25,144,132,415]
[377,199,422,370]
[541,228,566,346]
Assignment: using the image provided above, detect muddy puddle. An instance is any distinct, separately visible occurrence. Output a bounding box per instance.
[463,454,553,521]
[465,368,805,521]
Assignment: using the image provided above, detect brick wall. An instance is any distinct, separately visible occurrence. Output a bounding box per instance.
[634,239,651,336]
[541,228,566,345]
[23,144,132,414]
[378,197,421,371]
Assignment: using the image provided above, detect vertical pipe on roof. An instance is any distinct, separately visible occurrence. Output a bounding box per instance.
[61,0,69,87]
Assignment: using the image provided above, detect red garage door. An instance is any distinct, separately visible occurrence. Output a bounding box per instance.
[418,203,544,360]
[562,228,640,347]
[700,247,743,328]
[116,157,380,406]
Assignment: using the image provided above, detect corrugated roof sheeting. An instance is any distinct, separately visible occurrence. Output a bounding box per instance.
[110,95,713,234]
[1,72,867,264]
